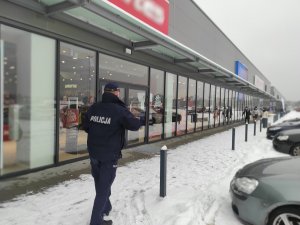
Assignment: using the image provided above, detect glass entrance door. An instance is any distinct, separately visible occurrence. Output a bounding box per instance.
[99,81,147,146]
[127,88,146,145]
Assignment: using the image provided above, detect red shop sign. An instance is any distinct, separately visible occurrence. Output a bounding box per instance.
[108,0,169,35]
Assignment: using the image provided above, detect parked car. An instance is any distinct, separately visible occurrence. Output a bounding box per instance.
[266,120,300,139]
[230,157,300,225]
[273,129,300,156]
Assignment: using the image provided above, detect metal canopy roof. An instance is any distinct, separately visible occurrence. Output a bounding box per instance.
[8,0,276,100]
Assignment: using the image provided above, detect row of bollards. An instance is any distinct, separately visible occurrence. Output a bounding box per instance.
[232,119,264,151]
[161,119,265,197]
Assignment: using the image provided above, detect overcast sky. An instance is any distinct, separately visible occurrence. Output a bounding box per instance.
[193,0,300,102]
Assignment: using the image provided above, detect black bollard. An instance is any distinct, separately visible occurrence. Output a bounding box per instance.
[254,121,256,136]
[160,145,167,197]
[232,128,235,150]
[260,119,262,132]
[245,123,248,142]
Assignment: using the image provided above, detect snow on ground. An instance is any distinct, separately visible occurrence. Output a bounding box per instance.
[0,112,298,225]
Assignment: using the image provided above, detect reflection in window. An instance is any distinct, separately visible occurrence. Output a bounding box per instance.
[0,25,55,175]
[99,54,148,86]
[215,86,220,127]
[177,76,187,136]
[203,83,210,130]
[127,88,146,145]
[220,88,225,125]
[59,42,96,161]
[209,85,215,128]
[233,91,237,121]
[164,73,177,138]
[187,79,196,133]
[196,81,203,131]
[149,69,164,142]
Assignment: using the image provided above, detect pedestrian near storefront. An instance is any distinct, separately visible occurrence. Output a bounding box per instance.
[84,82,141,225]
[242,106,251,124]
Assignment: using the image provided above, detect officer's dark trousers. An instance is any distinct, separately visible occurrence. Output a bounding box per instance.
[90,158,117,225]
[245,117,250,124]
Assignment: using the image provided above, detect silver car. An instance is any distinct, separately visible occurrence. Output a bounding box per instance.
[230,156,300,225]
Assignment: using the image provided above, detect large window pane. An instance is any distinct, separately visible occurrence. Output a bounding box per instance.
[215,86,220,127]
[203,83,210,130]
[187,79,196,133]
[196,81,203,131]
[220,88,225,125]
[59,42,96,161]
[177,76,187,136]
[209,85,215,128]
[99,54,148,86]
[164,73,177,138]
[1,25,55,175]
[149,69,164,142]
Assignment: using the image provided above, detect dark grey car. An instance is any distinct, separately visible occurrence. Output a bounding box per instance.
[230,157,300,225]
[273,129,300,156]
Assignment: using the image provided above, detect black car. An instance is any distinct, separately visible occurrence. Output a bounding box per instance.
[266,120,300,139]
[273,129,300,156]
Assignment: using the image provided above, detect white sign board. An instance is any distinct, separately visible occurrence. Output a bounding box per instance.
[254,75,265,91]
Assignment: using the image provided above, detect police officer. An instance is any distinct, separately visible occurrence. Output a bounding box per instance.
[84,82,141,225]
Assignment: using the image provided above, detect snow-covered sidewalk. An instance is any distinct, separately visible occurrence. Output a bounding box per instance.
[1,113,297,225]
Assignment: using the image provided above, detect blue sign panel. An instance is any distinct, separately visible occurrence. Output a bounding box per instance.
[235,61,248,80]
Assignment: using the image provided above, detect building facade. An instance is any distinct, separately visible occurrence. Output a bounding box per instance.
[0,0,283,178]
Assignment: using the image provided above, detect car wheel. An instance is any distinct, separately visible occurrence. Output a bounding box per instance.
[267,207,300,225]
[290,144,300,156]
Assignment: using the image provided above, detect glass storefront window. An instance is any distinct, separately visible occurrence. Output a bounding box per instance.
[227,90,233,123]
[176,76,187,136]
[209,85,215,128]
[0,25,56,175]
[99,54,148,86]
[149,69,164,142]
[203,83,210,130]
[215,86,220,127]
[187,79,196,133]
[196,81,203,131]
[220,88,225,125]
[164,73,177,138]
[59,42,96,161]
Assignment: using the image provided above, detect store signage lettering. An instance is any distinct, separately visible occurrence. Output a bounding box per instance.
[65,84,78,89]
[108,0,169,35]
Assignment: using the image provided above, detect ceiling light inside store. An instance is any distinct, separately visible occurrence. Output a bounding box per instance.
[61,61,65,64]
[4,61,7,65]
[72,66,76,69]
[9,66,15,70]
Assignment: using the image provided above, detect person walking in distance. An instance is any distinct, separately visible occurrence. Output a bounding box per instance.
[242,106,251,124]
[84,82,141,225]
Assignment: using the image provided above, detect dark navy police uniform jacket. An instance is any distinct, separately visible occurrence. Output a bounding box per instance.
[84,92,140,161]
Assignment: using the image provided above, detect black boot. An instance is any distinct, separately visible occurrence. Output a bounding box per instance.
[101,220,112,225]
